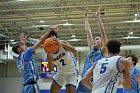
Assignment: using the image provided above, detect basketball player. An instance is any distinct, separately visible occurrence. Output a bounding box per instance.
[45,31,78,93]
[123,54,140,93]
[12,24,63,93]
[82,40,131,93]
[76,6,108,93]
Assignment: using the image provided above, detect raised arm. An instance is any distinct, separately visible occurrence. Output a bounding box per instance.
[61,40,77,56]
[33,24,63,52]
[96,6,108,56]
[85,7,94,48]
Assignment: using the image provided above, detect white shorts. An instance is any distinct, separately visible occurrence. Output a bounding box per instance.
[52,70,78,87]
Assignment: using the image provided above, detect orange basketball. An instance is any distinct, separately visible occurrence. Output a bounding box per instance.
[43,38,59,53]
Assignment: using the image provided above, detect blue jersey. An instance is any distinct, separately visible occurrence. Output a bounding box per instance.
[82,48,103,76]
[123,67,140,93]
[16,47,39,85]
[75,48,103,93]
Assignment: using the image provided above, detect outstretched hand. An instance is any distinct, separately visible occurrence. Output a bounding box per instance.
[50,24,63,31]
[96,6,102,17]
[85,7,89,17]
[20,33,27,41]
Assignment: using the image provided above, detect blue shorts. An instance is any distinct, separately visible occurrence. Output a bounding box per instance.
[75,81,91,93]
[22,83,40,93]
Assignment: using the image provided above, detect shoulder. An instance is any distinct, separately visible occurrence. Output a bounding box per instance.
[135,67,140,72]
[24,47,34,54]
[118,57,130,72]
[26,47,33,51]
[118,57,130,67]
[119,57,128,64]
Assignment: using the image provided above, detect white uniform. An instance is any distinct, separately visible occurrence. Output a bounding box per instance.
[51,45,78,87]
[92,55,122,93]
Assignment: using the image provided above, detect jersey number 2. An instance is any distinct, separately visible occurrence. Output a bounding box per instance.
[100,63,108,74]
[60,59,66,66]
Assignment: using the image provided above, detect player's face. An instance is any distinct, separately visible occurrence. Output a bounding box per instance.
[18,44,26,53]
[93,36,102,49]
[127,57,133,66]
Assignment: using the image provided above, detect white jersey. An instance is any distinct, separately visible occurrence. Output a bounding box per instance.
[92,55,122,93]
[51,45,77,73]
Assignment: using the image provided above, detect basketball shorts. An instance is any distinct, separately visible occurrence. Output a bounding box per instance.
[52,71,78,87]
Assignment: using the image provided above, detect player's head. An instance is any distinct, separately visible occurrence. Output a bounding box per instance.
[106,40,121,54]
[47,30,59,38]
[126,54,138,67]
[12,42,26,55]
[92,36,102,49]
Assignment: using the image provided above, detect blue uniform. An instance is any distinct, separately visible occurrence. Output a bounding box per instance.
[76,48,103,93]
[16,47,39,93]
[123,67,140,93]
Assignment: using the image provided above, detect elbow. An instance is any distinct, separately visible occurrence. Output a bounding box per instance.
[74,50,77,56]
[72,48,77,56]
[123,83,131,89]
[81,78,87,86]
[81,76,89,86]
[124,85,131,89]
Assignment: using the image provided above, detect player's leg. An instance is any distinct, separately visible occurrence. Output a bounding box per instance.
[50,73,64,93]
[65,71,78,93]
[50,80,62,93]
[65,85,76,93]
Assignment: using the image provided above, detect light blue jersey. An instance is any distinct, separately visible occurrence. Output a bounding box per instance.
[123,67,140,93]
[76,48,102,93]
[16,47,39,93]
[82,48,103,76]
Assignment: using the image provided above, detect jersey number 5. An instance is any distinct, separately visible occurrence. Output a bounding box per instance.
[100,63,108,74]
[60,59,66,66]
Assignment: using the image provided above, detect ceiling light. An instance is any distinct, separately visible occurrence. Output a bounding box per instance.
[40,21,45,23]
[62,20,67,22]
[62,22,73,26]
[72,35,76,38]
[124,20,140,23]
[10,39,14,42]
[67,39,82,41]
[129,32,133,35]
[135,13,139,17]
[32,25,50,27]
[123,36,140,39]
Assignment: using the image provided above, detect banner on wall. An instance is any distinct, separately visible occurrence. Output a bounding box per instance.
[40,58,57,78]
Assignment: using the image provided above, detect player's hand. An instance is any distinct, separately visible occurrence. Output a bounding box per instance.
[50,24,63,31]
[51,37,61,46]
[135,74,140,84]
[85,7,89,17]
[20,33,28,41]
[96,6,102,17]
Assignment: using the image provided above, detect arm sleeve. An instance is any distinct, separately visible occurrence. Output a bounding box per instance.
[23,47,34,62]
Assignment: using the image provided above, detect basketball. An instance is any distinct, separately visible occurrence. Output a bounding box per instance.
[43,38,59,53]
